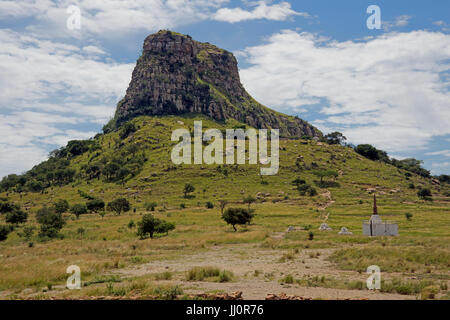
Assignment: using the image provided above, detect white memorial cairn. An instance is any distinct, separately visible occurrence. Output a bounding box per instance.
[363,194,398,236]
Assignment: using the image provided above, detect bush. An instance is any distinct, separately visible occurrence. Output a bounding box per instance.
[144,201,158,212]
[36,207,65,239]
[308,232,314,241]
[297,184,317,196]
[222,207,254,232]
[186,267,233,282]
[405,213,413,221]
[0,225,11,241]
[205,201,214,209]
[18,225,35,242]
[5,209,28,224]
[70,204,88,219]
[53,199,69,214]
[86,199,105,213]
[107,198,131,215]
[183,183,195,198]
[137,214,175,239]
[417,188,432,200]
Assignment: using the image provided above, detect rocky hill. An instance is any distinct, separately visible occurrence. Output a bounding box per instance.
[110,30,321,138]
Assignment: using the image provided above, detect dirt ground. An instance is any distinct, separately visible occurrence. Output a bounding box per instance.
[111,244,415,300]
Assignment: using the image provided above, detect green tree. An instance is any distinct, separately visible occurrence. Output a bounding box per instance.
[417,188,432,200]
[53,199,69,214]
[36,207,66,238]
[86,199,105,213]
[183,183,195,198]
[70,204,88,219]
[137,214,175,239]
[0,225,12,241]
[243,196,256,210]
[144,201,158,212]
[5,209,28,224]
[107,198,131,215]
[18,225,35,242]
[324,132,347,145]
[222,208,254,232]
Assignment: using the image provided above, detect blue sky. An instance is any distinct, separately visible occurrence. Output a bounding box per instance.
[0,0,449,177]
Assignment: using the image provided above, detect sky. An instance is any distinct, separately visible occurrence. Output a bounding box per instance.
[0,0,449,178]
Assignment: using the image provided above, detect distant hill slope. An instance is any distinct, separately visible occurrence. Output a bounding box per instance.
[109,30,321,138]
[2,115,444,211]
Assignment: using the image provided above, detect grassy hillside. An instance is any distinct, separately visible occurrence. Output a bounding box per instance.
[0,115,449,299]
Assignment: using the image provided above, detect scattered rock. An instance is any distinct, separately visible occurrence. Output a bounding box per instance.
[319,223,332,231]
[338,227,353,235]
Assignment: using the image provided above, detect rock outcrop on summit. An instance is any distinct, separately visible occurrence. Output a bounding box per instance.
[112,30,321,138]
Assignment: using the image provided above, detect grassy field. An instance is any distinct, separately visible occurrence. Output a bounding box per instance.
[0,115,449,300]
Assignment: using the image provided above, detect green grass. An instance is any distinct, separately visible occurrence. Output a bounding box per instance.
[0,115,448,295]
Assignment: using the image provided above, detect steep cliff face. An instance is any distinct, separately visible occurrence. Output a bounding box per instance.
[113,30,321,138]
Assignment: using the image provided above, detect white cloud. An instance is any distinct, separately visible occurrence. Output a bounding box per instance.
[0,29,134,177]
[382,15,412,31]
[0,0,230,38]
[431,161,450,175]
[0,144,48,177]
[214,1,308,23]
[425,150,450,157]
[239,29,450,153]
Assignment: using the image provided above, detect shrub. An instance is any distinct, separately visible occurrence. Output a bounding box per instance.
[308,232,314,241]
[408,183,415,189]
[18,225,35,242]
[297,184,317,196]
[243,196,256,210]
[137,214,175,239]
[5,209,28,224]
[107,198,131,215]
[70,203,88,219]
[86,199,105,213]
[186,267,233,282]
[183,183,195,198]
[205,201,214,209]
[36,207,66,239]
[0,225,11,241]
[417,188,432,200]
[53,199,69,214]
[222,207,254,232]
[405,213,413,221]
[144,201,158,212]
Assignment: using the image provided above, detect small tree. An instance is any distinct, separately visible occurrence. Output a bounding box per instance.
[107,198,131,215]
[36,207,66,239]
[18,225,35,242]
[324,132,347,145]
[243,196,256,210]
[206,201,214,209]
[218,200,228,215]
[183,184,195,198]
[99,211,106,219]
[5,209,28,224]
[70,203,88,219]
[77,227,85,240]
[222,208,254,232]
[405,213,413,221]
[86,199,105,213]
[137,214,175,239]
[53,199,69,214]
[144,201,158,212]
[0,225,11,241]
[417,188,432,200]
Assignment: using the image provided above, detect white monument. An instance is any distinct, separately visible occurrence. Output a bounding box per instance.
[363,194,398,236]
